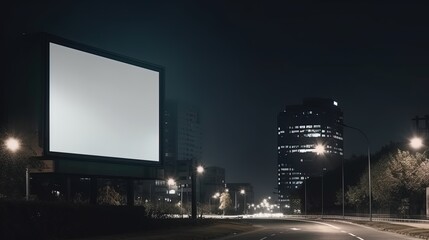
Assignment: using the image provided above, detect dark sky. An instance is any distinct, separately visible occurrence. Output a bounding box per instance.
[2,1,429,200]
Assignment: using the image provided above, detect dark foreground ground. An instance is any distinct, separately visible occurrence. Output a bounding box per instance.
[72,219,429,240]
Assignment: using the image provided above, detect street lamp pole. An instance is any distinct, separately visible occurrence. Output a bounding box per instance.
[180,185,184,216]
[234,191,237,212]
[304,176,307,216]
[240,189,246,214]
[191,168,197,220]
[342,157,345,219]
[4,137,30,201]
[26,167,29,201]
[191,164,204,220]
[339,123,372,221]
[322,168,325,218]
[314,144,325,218]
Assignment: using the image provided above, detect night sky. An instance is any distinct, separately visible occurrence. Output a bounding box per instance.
[2,1,429,200]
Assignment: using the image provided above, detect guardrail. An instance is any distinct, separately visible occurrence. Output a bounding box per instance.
[284,214,429,224]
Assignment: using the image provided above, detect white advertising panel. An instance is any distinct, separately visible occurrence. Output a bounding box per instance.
[49,42,160,162]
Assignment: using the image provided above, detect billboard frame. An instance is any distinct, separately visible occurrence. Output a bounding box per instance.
[42,34,164,167]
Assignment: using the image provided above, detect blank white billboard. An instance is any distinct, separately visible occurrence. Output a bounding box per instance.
[49,42,160,162]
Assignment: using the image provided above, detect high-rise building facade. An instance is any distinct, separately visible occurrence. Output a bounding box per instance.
[162,100,203,205]
[277,98,344,211]
[163,100,203,178]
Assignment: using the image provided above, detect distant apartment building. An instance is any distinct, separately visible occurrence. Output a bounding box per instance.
[277,98,344,211]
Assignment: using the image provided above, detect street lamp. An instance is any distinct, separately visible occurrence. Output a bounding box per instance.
[314,144,325,155]
[240,189,246,214]
[167,178,176,186]
[313,144,326,218]
[191,164,204,220]
[339,122,372,221]
[210,192,220,213]
[410,137,424,149]
[4,137,29,201]
[4,137,21,152]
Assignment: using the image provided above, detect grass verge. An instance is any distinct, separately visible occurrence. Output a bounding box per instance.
[350,220,429,239]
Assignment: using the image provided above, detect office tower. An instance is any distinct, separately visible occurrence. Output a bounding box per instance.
[162,100,203,205]
[164,100,203,177]
[277,98,344,212]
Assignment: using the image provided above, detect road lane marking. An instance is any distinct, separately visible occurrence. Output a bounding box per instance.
[292,219,365,240]
[348,232,365,240]
[303,220,341,230]
[260,237,267,240]
[271,233,276,236]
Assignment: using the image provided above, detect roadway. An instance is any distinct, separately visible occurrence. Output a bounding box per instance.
[216,219,419,240]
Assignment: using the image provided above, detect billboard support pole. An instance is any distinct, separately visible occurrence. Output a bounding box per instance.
[90,177,97,205]
[127,179,134,206]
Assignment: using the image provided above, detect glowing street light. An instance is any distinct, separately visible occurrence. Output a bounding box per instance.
[4,136,29,200]
[197,165,204,174]
[240,189,246,214]
[192,164,204,220]
[314,144,325,155]
[410,137,424,149]
[4,137,21,153]
[167,178,176,186]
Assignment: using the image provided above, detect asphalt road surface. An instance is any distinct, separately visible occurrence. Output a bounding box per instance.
[217,219,419,240]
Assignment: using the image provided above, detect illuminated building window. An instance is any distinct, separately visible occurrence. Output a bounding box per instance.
[304,133,321,137]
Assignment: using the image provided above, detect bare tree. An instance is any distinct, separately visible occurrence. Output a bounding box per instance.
[97,185,123,205]
[219,192,232,215]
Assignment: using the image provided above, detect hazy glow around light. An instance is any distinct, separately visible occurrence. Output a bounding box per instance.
[314,144,325,155]
[167,178,176,186]
[240,189,246,194]
[410,137,423,149]
[197,165,204,173]
[5,137,21,153]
